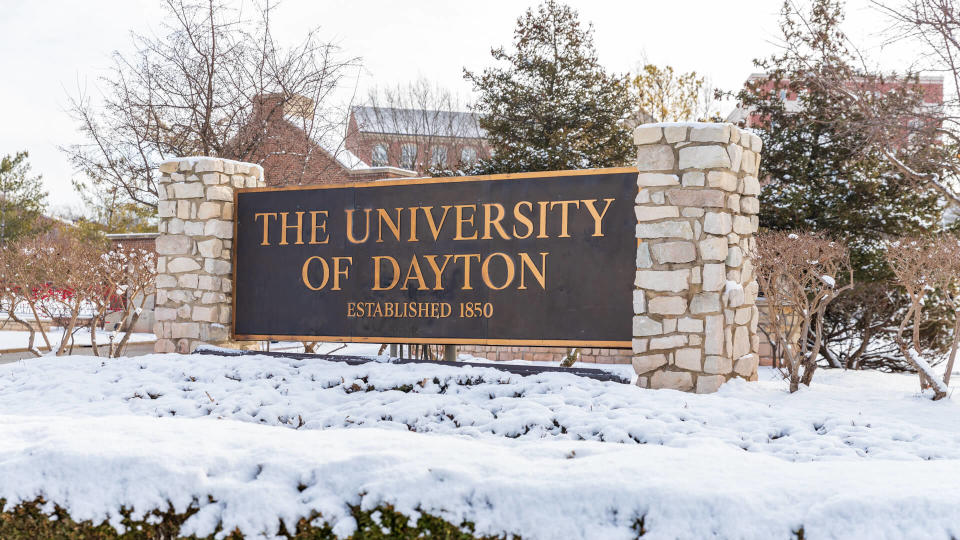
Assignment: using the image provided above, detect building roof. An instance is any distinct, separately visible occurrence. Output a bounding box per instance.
[352,106,487,139]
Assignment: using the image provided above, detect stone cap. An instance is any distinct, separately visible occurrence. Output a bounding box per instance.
[633,122,762,153]
[158,156,265,178]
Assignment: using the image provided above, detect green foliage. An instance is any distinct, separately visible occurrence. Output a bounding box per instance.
[0,499,508,540]
[735,0,944,284]
[0,151,48,246]
[464,1,634,174]
[72,181,157,235]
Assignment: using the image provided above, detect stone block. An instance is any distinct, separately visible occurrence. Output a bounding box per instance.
[154,307,177,321]
[197,202,222,219]
[635,269,690,292]
[689,124,730,143]
[184,221,204,236]
[176,200,191,220]
[204,219,234,239]
[636,221,694,240]
[675,348,702,370]
[750,134,762,152]
[705,315,724,355]
[167,257,201,273]
[650,334,686,350]
[734,353,759,378]
[637,173,680,186]
[666,189,725,208]
[177,273,199,288]
[173,182,204,199]
[155,235,191,255]
[664,126,687,143]
[633,353,667,374]
[633,315,663,337]
[650,370,694,391]
[171,322,200,339]
[198,275,222,290]
[635,206,680,221]
[724,281,745,308]
[679,145,730,169]
[636,145,675,171]
[707,171,738,191]
[682,171,705,187]
[636,189,650,204]
[201,173,223,185]
[678,317,703,333]
[155,274,178,289]
[690,292,721,314]
[727,143,743,172]
[741,196,759,214]
[703,355,732,374]
[733,326,751,358]
[159,160,179,174]
[192,305,219,323]
[742,151,757,175]
[699,237,728,261]
[197,238,223,258]
[726,246,743,267]
[632,338,648,354]
[703,212,733,235]
[193,158,224,172]
[733,216,753,235]
[648,295,687,315]
[205,258,232,275]
[696,375,725,394]
[207,185,233,202]
[651,241,696,264]
[633,289,646,314]
[702,263,725,291]
[167,219,184,235]
[154,339,176,353]
[633,126,663,144]
[636,242,653,268]
[158,201,176,218]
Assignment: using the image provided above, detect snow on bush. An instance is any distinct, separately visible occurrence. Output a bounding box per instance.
[0,354,959,538]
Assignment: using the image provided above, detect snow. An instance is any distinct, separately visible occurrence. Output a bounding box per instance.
[0,328,155,351]
[821,274,836,287]
[0,354,959,539]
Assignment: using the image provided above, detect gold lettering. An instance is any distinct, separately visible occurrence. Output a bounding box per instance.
[372,256,400,290]
[453,253,481,290]
[346,208,371,244]
[301,256,329,290]
[582,198,615,237]
[422,205,452,241]
[454,204,479,240]
[481,252,515,290]
[377,208,403,243]
[309,210,329,244]
[401,256,429,291]
[513,201,534,239]
[518,252,548,290]
[279,211,305,245]
[537,201,549,239]
[549,200,580,238]
[332,257,352,290]
[423,254,453,290]
[482,203,510,240]
[254,212,278,246]
[408,207,419,242]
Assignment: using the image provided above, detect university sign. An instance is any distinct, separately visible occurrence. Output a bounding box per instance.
[232,168,638,346]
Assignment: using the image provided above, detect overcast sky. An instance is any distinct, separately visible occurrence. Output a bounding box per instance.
[0,0,917,209]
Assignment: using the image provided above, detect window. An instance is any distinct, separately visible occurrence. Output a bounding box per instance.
[371,144,389,167]
[431,145,448,168]
[460,146,477,165]
[400,144,417,169]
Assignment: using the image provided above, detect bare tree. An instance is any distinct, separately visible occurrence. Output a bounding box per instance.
[358,78,485,174]
[755,231,854,392]
[95,246,157,357]
[885,235,960,399]
[65,0,359,210]
[0,238,54,356]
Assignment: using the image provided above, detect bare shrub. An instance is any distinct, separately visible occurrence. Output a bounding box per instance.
[0,237,55,355]
[755,231,853,392]
[89,245,157,357]
[885,235,960,399]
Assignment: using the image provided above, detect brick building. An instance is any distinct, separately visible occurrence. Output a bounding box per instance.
[726,72,944,127]
[345,106,491,175]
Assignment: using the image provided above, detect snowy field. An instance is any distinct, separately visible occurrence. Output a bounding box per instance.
[0,352,958,539]
[0,327,155,351]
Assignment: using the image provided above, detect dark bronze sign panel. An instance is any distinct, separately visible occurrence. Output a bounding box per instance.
[232,168,637,347]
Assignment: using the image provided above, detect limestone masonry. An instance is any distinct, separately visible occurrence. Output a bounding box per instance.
[632,122,761,392]
[153,157,265,353]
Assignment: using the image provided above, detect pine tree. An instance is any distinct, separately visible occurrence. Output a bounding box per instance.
[0,152,48,246]
[464,1,634,174]
[735,0,943,283]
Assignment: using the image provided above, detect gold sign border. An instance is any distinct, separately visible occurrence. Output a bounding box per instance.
[231,166,639,349]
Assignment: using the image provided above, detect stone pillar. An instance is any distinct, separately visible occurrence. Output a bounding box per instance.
[631,123,761,393]
[152,157,265,354]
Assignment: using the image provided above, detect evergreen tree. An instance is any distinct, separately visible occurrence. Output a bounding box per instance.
[735,0,943,282]
[0,152,48,246]
[464,1,634,173]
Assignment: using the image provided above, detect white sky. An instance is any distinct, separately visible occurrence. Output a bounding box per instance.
[0,0,919,209]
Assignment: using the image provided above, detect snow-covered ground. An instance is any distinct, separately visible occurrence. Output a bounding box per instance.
[0,352,958,539]
[0,327,155,351]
